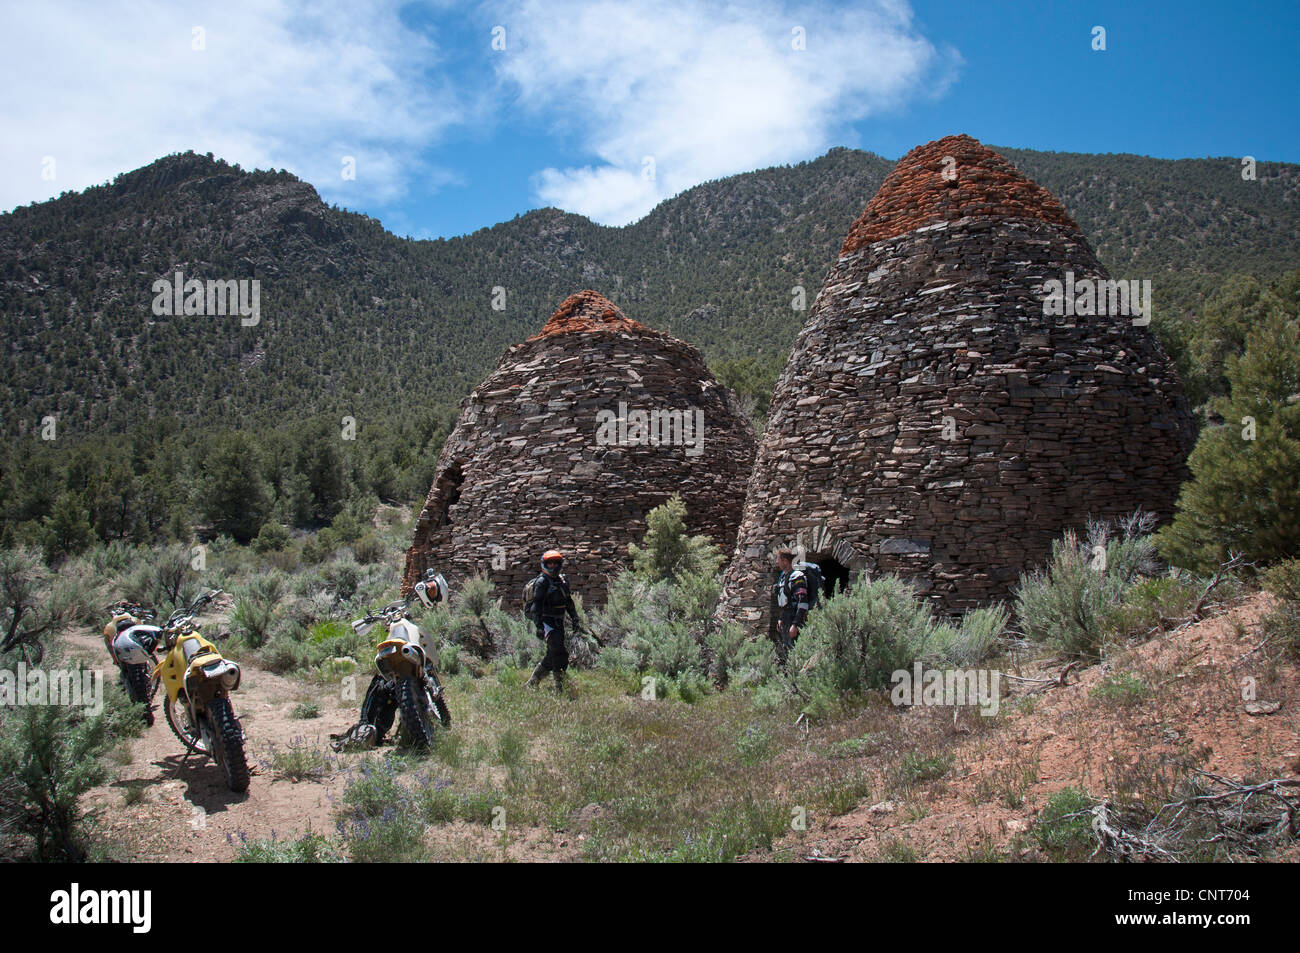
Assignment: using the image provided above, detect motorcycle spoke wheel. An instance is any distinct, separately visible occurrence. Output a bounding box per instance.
[208,696,250,793]
[124,665,154,726]
[163,697,209,755]
[397,677,435,750]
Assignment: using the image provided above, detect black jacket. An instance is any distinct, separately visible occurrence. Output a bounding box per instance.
[532,572,579,633]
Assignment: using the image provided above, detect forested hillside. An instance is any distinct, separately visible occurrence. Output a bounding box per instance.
[1,145,1297,551]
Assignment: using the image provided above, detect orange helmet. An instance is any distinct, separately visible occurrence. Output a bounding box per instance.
[541,549,564,572]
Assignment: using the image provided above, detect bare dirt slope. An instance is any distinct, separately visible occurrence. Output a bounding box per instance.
[778,592,1299,862]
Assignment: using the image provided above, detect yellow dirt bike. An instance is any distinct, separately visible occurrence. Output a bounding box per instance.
[353,601,451,749]
[152,589,249,792]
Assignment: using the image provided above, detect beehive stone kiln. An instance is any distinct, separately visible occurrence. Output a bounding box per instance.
[718,134,1194,624]
[403,290,756,605]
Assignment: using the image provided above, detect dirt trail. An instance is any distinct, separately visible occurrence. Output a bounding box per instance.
[73,597,578,862]
[72,597,358,861]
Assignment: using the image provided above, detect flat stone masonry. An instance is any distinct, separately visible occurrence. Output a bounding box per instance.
[404,291,756,606]
[717,135,1195,626]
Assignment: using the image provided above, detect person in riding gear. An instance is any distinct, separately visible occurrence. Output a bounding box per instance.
[525,549,580,694]
[774,547,810,662]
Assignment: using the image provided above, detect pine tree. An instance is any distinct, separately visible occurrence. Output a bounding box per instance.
[195,432,272,542]
[629,494,723,581]
[1157,309,1300,570]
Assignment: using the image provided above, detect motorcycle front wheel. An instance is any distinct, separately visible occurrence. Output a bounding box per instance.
[428,672,452,728]
[207,696,250,793]
[396,676,435,749]
[163,695,208,755]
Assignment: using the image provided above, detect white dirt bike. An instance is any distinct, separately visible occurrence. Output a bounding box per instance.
[352,601,451,749]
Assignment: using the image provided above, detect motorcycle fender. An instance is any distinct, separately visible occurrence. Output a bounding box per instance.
[375,640,416,677]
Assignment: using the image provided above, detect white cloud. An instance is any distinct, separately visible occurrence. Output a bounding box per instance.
[0,0,463,213]
[491,0,956,224]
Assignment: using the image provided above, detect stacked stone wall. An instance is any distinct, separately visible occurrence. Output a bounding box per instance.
[718,144,1194,624]
[404,293,756,606]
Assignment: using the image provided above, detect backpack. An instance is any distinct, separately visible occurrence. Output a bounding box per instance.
[795,561,823,608]
[523,574,545,622]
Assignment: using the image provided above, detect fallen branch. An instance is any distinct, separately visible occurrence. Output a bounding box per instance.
[1190,552,1248,621]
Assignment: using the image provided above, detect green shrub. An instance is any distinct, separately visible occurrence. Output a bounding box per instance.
[330,510,366,545]
[48,560,105,628]
[352,533,386,565]
[0,666,144,860]
[929,605,1007,666]
[1109,574,1199,637]
[236,832,344,862]
[1091,672,1155,706]
[120,543,196,614]
[270,740,330,781]
[252,522,291,554]
[894,752,953,787]
[1015,517,1160,659]
[87,540,138,578]
[230,584,279,650]
[641,800,787,863]
[453,574,497,619]
[322,556,361,602]
[735,723,773,765]
[260,624,311,674]
[438,642,462,675]
[495,729,528,773]
[308,619,349,644]
[789,575,1000,707]
[341,807,429,863]
[1262,559,1300,604]
[337,758,430,862]
[666,668,710,704]
[625,619,703,679]
[1033,787,1098,861]
[301,530,339,566]
[880,838,920,863]
[705,622,776,687]
[1259,564,1300,659]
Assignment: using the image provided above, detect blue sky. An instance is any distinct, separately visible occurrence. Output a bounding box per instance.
[2,0,1296,239]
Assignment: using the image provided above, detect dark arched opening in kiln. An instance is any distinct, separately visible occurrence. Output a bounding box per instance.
[808,552,851,600]
[438,463,464,526]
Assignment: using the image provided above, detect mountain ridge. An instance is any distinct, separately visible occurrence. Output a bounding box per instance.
[2,144,1298,441]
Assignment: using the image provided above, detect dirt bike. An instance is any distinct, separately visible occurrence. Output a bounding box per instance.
[103,601,162,725]
[152,589,249,792]
[353,600,451,749]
